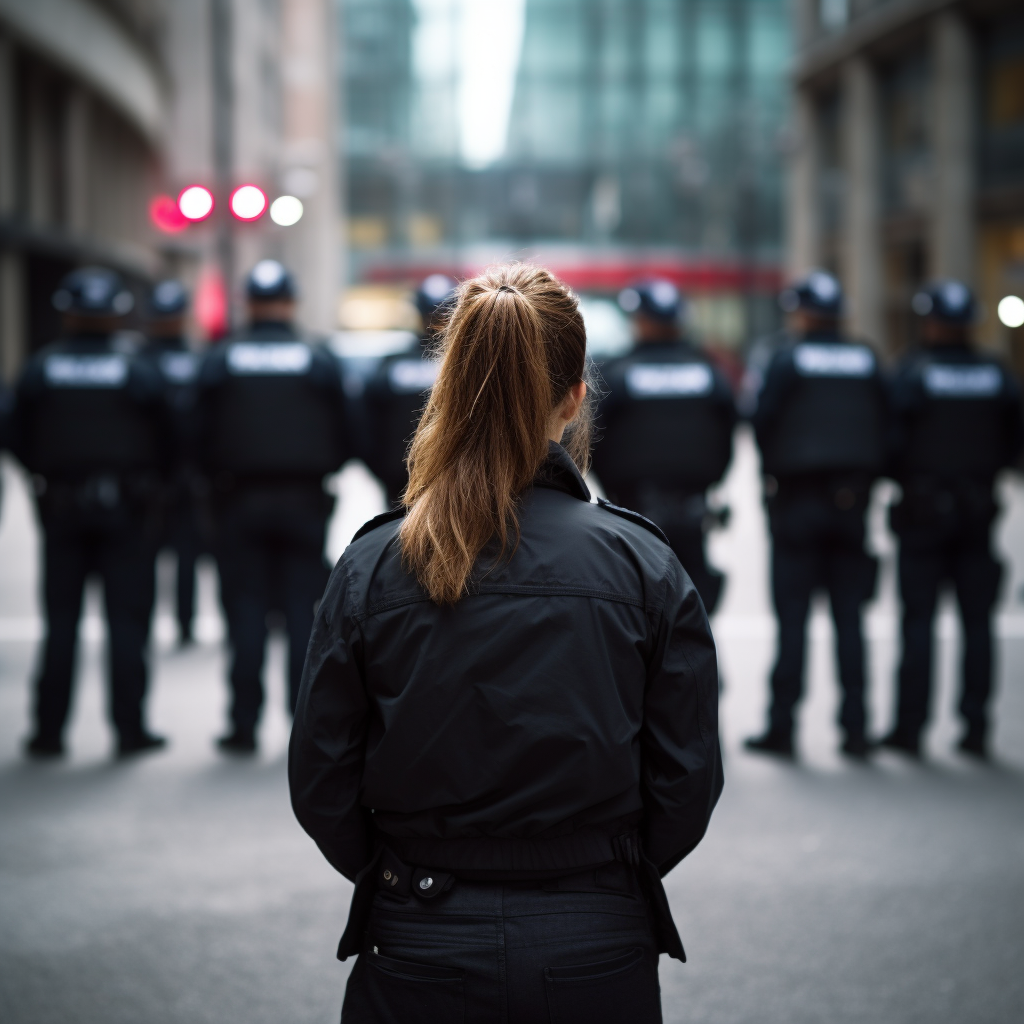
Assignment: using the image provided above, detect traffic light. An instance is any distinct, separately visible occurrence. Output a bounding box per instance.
[230,185,267,221]
[178,185,215,222]
[150,195,188,233]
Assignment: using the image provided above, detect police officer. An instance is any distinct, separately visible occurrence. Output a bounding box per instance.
[745,271,886,759]
[363,274,456,505]
[592,280,736,614]
[881,281,1023,760]
[197,260,350,753]
[12,267,170,758]
[145,280,203,644]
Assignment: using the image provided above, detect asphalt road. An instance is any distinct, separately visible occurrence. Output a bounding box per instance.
[1,431,1022,1024]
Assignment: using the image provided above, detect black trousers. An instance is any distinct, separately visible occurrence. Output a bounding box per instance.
[893,535,1001,742]
[159,486,204,639]
[766,483,876,741]
[215,483,331,734]
[342,868,662,1024]
[33,510,156,744]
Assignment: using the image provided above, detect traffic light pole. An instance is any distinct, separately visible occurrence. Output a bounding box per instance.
[211,0,234,333]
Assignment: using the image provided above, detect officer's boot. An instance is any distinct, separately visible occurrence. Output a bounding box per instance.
[744,729,794,759]
[957,723,988,761]
[877,727,921,759]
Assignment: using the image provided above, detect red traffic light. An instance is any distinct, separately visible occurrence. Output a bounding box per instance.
[230,185,267,221]
[150,194,188,233]
[178,185,215,222]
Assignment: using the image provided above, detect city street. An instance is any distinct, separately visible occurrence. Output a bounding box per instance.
[1,429,1023,1024]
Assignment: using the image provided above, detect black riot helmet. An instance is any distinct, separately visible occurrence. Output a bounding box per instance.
[911,280,975,323]
[415,274,458,322]
[245,259,296,301]
[149,279,189,318]
[618,280,683,323]
[52,266,135,317]
[778,270,843,316]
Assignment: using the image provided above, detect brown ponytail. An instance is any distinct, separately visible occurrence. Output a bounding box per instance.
[400,264,589,604]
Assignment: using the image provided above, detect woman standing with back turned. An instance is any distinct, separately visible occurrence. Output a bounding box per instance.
[289,265,723,1023]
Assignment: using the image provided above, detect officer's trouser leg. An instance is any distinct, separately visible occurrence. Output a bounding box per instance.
[34,530,90,742]
[174,510,200,639]
[952,545,1001,737]
[896,547,944,742]
[219,537,272,737]
[826,549,869,741]
[768,544,817,737]
[100,522,156,741]
[282,545,328,716]
[664,525,723,616]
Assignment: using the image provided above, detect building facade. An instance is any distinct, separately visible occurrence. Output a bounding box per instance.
[344,0,791,350]
[787,0,1024,368]
[0,0,341,381]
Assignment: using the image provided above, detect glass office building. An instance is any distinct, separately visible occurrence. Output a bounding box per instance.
[343,0,791,348]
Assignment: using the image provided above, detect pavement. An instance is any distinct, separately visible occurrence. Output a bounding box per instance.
[1,429,1022,1024]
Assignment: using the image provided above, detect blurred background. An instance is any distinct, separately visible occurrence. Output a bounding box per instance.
[1,2,1024,1023]
[1,0,1020,369]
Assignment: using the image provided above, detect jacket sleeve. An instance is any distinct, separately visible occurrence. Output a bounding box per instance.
[639,557,723,876]
[288,561,373,881]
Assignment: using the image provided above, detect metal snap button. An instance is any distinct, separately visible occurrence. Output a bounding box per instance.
[419,877,433,890]
[383,870,392,881]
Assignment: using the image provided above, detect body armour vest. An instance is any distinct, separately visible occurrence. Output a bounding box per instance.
[898,353,1015,479]
[205,338,345,478]
[366,348,439,494]
[759,341,886,478]
[21,347,161,478]
[595,344,736,491]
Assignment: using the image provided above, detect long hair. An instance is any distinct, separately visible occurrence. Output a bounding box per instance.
[400,264,590,605]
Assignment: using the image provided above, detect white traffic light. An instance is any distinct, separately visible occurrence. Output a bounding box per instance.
[270,195,304,226]
[230,185,267,221]
[178,185,214,221]
[997,295,1024,329]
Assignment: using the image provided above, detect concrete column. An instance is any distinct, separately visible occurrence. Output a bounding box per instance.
[281,0,342,333]
[840,56,883,345]
[0,34,25,381]
[64,86,92,236]
[930,11,974,283]
[786,87,821,279]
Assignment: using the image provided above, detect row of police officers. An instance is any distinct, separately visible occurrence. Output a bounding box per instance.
[594,272,1021,763]
[2,261,1021,764]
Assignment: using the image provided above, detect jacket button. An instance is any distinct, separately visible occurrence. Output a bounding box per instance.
[419,877,433,890]
[383,870,392,881]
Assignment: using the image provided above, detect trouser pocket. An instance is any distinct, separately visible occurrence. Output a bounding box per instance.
[545,946,661,1024]
[342,949,464,1024]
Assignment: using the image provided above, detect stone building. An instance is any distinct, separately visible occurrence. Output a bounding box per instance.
[0,0,340,380]
[786,0,1024,367]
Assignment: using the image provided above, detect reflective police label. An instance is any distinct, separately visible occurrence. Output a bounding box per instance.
[227,342,312,375]
[793,344,875,378]
[44,354,128,388]
[923,364,1002,398]
[625,363,714,398]
[388,359,440,393]
[159,351,199,384]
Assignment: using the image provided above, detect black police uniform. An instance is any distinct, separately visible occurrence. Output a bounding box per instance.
[144,280,204,642]
[197,265,350,748]
[12,268,170,757]
[363,275,455,505]
[595,341,736,613]
[751,321,887,755]
[363,344,440,505]
[290,443,722,1020]
[884,284,1024,757]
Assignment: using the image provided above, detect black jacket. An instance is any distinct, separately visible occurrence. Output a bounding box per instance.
[290,443,722,897]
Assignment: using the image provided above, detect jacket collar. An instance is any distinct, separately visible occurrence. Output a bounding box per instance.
[534,442,591,502]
